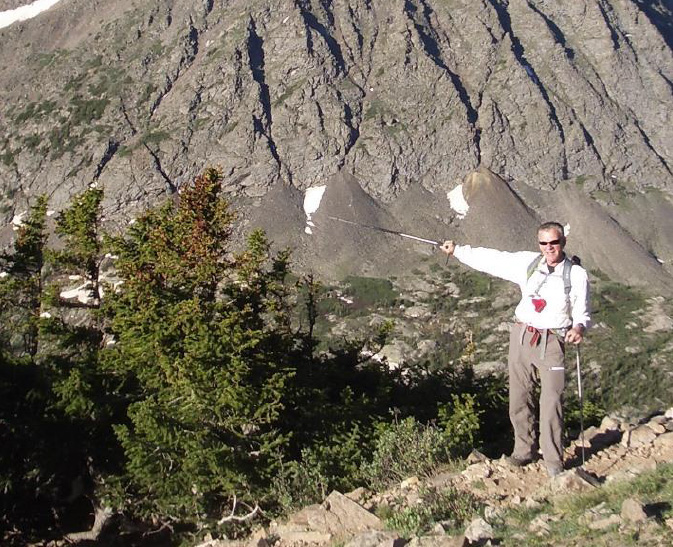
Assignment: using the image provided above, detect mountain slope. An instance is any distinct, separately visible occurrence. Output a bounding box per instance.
[1,0,672,287]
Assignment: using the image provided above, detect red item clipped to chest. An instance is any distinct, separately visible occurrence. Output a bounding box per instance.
[532,298,546,313]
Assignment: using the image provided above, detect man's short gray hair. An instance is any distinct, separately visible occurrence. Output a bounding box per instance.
[537,221,565,236]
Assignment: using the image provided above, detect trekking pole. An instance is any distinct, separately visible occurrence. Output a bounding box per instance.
[576,344,585,466]
[327,216,440,247]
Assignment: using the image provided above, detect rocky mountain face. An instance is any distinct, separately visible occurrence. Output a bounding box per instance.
[1,0,672,288]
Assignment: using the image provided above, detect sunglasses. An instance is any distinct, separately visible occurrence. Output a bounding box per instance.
[539,239,561,246]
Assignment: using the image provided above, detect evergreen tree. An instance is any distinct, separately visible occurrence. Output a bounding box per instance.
[40,185,125,507]
[0,196,48,358]
[103,167,297,526]
[0,188,121,541]
[0,197,59,537]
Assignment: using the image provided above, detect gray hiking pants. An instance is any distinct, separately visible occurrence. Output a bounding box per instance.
[508,323,565,467]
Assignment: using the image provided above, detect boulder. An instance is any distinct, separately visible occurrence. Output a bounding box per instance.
[645,421,667,435]
[621,498,647,523]
[270,491,383,546]
[344,530,404,547]
[549,469,596,494]
[406,535,464,547]
[621,425,657,448]
[583,425,621,449]
[588,514,621,531]
[463,518,494,545]
[322,491,384,534]
[654,431,673,448]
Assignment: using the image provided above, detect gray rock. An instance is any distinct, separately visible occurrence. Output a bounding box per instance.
[403,305,431,319]
[271,490,383,545]
[373,341,413,368]
[583,425,621,449]
[321,490,384,534]
[483,506,501,524]
[621,498,648,523]
[621,425,658,448]
[473,361,507,377]
[646,421,667,435]
[463,518,493,545]
[549,469,596,494]
[600,416,622,432]
[588,514,621,531]
[407,535,463,547]
[654,431,673,449]
[528,515,551,536]
[344,530,404,547]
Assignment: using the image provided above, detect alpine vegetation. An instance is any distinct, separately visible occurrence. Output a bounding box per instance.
[0,167,502,545]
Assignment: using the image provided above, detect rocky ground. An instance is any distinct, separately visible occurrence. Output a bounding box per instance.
[199,409,673,547]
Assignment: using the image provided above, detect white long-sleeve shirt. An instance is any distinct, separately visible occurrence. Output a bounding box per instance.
[453,245,591,330]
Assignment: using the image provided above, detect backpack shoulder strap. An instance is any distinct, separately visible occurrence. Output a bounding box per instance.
[562,256,575,297]
[527,255,542,282]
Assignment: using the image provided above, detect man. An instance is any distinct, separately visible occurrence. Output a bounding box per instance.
[440,222,590,476]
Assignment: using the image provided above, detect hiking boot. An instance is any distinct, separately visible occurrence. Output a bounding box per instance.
[506,455,534,467]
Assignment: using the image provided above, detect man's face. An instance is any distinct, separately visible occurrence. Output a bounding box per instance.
[538,228,565,266]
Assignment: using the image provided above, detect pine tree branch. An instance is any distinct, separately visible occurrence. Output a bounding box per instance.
[64,505,113,543]
[217,495,261,525]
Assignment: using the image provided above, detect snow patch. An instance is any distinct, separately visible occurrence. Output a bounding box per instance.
[0,271,8,278]
[447,185,469,219]
[12,211,27,230]
[60,282,96,305]
[47,210,56,217]
[40,311,52,318]
[564,223,571,237]
[0,0,63,29]
[303,185,326,235]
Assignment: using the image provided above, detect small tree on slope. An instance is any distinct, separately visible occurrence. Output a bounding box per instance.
[102,167,296,526]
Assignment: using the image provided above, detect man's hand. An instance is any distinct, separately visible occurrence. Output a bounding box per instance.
[440,240,455,256]
[565,324,585,344]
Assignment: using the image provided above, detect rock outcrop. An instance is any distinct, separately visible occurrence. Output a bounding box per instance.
[1,0,672,287]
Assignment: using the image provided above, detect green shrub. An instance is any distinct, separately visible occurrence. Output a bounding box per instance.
[142,129,170,145]
[70,96,110,124]
[564,395,604,436]
[362,417,451,490]
[343,276,398,308]
[1,147,15,166]
[383,487,481,538]
[438,393,482,457]
[272,426,365,512]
